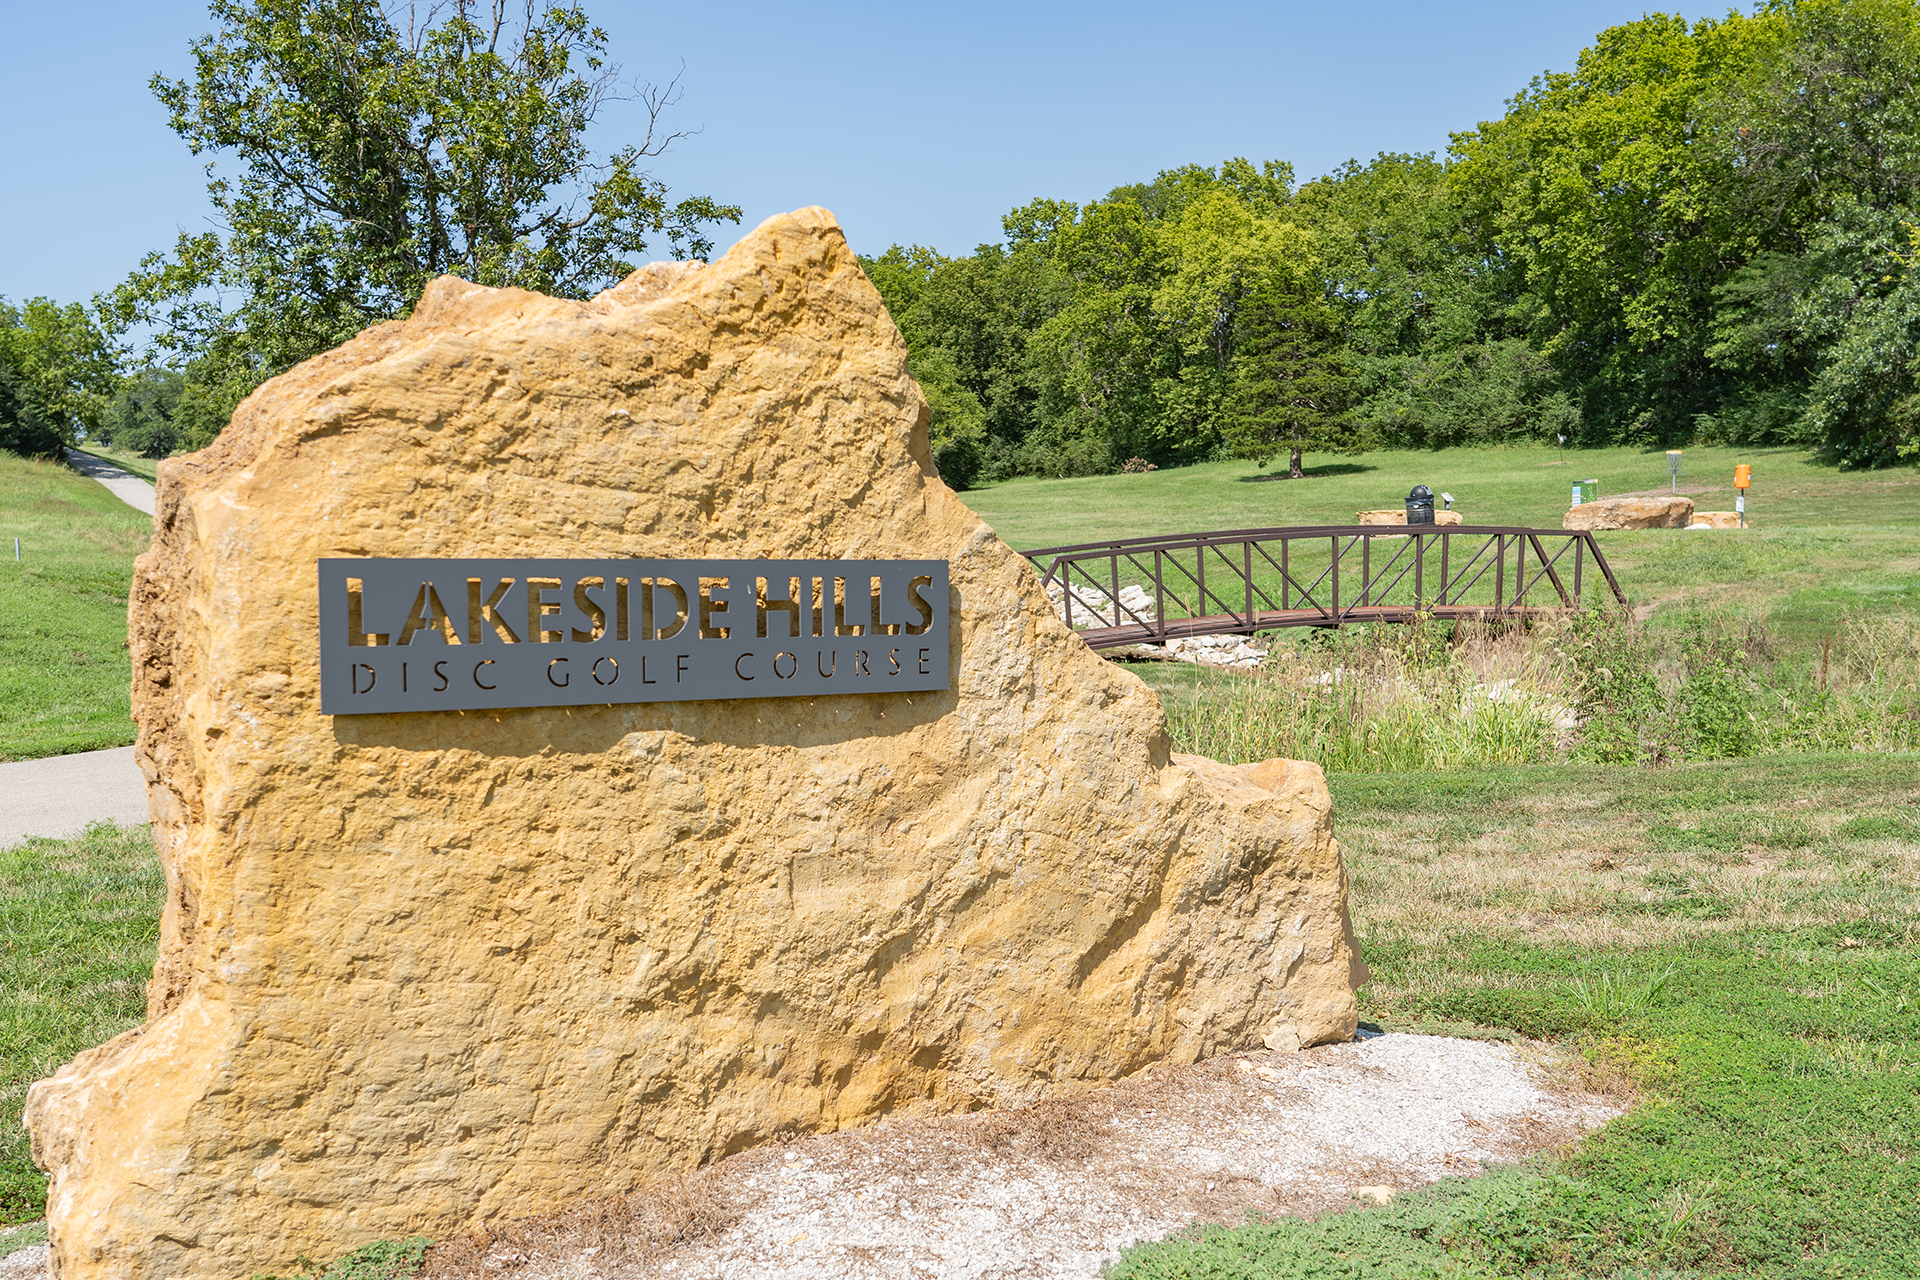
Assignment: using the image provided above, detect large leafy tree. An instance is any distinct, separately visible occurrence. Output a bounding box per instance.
[1017,164,1314,474]
[861,245,990,488]
[111,0,739,429]
[0,354,64,459]
[1293,153,1578,448]
[1448,11,1776,443]
[1705,0,1920,453]
[0,298,121,453]
[97,369,190,459]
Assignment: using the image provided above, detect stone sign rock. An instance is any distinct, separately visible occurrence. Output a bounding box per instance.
[1562,495,1694,530]
[26,209,1363,1280]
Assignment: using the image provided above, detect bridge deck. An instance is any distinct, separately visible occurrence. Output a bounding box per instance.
[1070,604,1576,648]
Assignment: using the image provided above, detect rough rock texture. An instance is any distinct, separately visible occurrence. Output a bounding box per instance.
[25,209,1362,1280]
[1355,510,1463,526]
[1689,511,1746,529]
[1562,496,1694,530]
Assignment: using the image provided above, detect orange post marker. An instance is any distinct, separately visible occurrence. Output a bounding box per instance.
[1734,464,1752,489]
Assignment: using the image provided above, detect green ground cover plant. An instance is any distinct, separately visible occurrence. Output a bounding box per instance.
[0,821,162,1222]
[1110,753,1920,1279]
[257,1236,433,1280]
[0,453,149,759]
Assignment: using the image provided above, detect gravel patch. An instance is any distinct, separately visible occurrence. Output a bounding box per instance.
[0,1221,47,1280]
[0,1246,46,1280]
[423,1032,1623,1280]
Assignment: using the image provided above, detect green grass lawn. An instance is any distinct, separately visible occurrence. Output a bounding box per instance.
[0,822,162,1223]
[962,444,1916,547]
[964,445,1920,645]
[1112,752,1920,1279]
[0,454,150,760]
[0,455,150,760]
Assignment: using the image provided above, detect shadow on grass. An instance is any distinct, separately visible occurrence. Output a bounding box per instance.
[1236,463,1377,483]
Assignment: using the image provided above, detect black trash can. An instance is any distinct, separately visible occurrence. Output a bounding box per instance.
[1406,484,1436,526]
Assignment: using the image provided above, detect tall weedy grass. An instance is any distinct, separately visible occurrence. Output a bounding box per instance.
[1768,614,1920,753]
[1163,618,1577,772]
[1159,610,1920,772]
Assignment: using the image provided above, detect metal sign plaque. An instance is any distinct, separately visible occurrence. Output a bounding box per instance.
[317,558,949,715]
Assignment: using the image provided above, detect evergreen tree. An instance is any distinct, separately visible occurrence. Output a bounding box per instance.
[1224,270,1358,479]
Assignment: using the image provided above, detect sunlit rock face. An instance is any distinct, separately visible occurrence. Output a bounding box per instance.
[1563,495,1695,529]
[26,208,1362,1280]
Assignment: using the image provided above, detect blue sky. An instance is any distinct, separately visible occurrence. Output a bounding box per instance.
[0,2,1728,306]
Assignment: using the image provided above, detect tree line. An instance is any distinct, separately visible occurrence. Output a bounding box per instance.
[6,0,1920,483]
[863,0,1920,485]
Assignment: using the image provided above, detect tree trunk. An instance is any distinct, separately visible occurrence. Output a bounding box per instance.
[1289,445,1304,479]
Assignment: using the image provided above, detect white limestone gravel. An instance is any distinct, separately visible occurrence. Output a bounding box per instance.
[423,1033,1622,1280]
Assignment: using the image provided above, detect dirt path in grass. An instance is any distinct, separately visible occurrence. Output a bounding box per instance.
[420,1033,1623,1280]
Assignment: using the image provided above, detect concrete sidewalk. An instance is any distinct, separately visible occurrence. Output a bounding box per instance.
[66,448,157,516]
[0,746,150,847]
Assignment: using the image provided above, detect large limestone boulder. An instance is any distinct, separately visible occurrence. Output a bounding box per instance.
[1562,495,1694,530]
[26,209,1363,1280]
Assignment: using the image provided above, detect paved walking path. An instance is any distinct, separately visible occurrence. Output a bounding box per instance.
[66,448,157,515]
[0,746,150,847]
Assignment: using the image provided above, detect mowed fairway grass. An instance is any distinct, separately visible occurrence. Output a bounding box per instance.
[965,444,1920,644]
[0,454,150,760]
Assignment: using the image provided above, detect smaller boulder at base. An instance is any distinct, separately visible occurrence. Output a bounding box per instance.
[1355,510,1463,526]
[1562,495,1694,530]
[1689,511,1746,529]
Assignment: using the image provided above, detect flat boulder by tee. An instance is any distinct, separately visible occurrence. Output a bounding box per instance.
[25,209,1363,1280]
[1356,510,1463,527]
[1562,496,1694,530]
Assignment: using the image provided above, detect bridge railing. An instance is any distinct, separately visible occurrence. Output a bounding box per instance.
[1023,525,1628,649]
